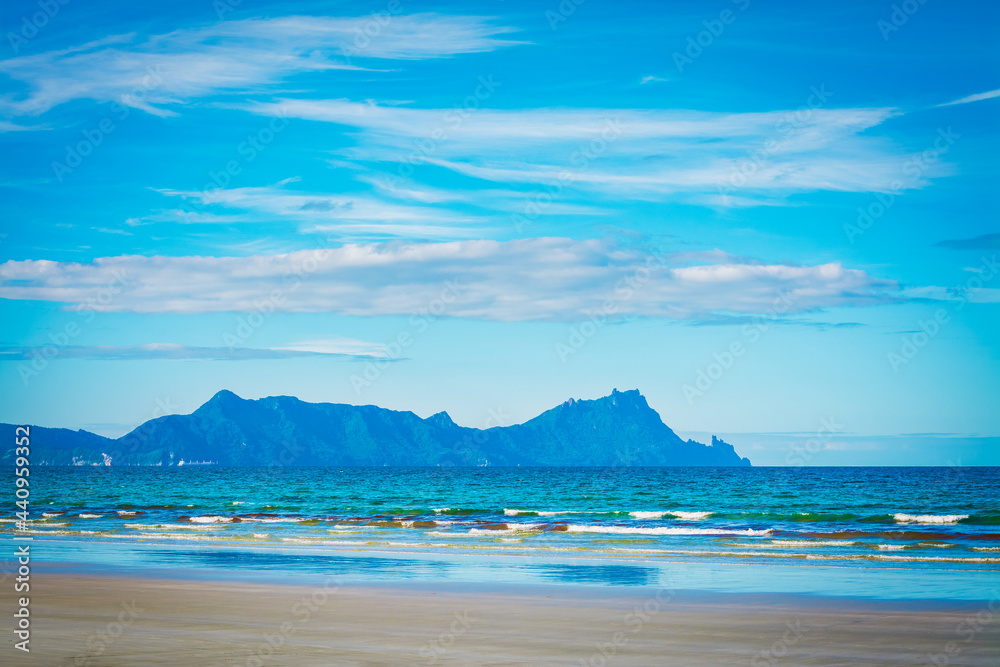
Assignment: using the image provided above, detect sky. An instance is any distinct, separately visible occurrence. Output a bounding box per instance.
[0,0,997,465]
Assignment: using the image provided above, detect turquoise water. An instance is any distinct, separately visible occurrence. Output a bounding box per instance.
[7,467,999,599]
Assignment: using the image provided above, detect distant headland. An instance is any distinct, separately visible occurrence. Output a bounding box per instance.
[2,389,750,467]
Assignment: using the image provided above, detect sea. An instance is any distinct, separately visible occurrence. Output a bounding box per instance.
[7,466,999,601]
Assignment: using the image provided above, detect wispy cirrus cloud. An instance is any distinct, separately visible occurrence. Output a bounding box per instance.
[0,15,521,118]
[938,88,1000,107]
[0,238,905,321]
[240,98,940,205]
[0,120,47,133]
[155,185,483,240]
[0,339,390,361]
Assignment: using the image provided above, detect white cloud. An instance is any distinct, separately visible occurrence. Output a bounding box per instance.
[0,238,904,321]
[128,209,251,225]
[0,120,47,132]
[0,15,521,117]
[275,338,389,357]
[938,89,1000,107]
[0,340,389,361]
[241,98,940,202]
[155,185,482,239]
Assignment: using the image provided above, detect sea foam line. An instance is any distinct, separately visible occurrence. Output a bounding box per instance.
[468,524,541,536]
[504,509,582,517]
[764,540,856,548]
[566,525,772,536]
[893,513,969,524]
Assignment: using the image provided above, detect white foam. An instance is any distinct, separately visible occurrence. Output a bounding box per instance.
[189,516,234,523]
[877,544,906,551]
[125,523,223,531]
[875,555,999,563]
[42,512,63,517]
[131,533,217,542]
[893,513,968,524]
[253,533,269,539]
[468,524,540,536]
[767,540,856,547]
[629,511,668,519]
[506,509,580,517]
[666,511,712,520]
[115,510,139,516]
[78,513,102,519]
[566,525,771,536]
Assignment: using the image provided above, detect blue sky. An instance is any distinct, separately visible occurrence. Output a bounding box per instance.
[1,0,998,464]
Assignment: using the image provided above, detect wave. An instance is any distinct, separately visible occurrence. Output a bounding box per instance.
[468,523,540,536]
[504,509,583,517]
[566,525,772,536]
[78,513,103,519]
[187,516,237,523]
[667,511,713,520]
[894,513,969,524]
[432,508,486,516]
[124,523,223,531]
[763,540,856,548]
[874,554,1000,563]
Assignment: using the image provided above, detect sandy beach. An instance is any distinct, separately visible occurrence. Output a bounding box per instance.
[3,572,997,666]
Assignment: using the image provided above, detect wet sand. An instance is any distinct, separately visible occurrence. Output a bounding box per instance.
[3,573,998,666]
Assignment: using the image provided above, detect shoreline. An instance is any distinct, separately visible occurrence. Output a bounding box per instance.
[22,560,1000,612]
[9,535,999,602]
[4,572,998,666]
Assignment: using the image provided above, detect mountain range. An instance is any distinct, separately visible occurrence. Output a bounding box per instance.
[1,388,750,467]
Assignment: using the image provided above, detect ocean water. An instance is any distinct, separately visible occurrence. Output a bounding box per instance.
[7,466,999,599]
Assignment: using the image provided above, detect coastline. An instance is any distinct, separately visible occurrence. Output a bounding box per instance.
[13,536,1000,601]
[4,571,998,666]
